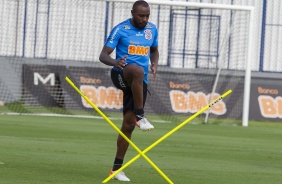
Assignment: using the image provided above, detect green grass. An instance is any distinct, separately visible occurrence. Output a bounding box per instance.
[0,115,282,184]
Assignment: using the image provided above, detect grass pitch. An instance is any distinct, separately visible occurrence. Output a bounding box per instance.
[0,115,282,184]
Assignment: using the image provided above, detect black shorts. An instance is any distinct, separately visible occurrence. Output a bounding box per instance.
[111,67,147,114]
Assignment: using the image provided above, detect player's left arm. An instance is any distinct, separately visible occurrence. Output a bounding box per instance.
[150,46,159,80]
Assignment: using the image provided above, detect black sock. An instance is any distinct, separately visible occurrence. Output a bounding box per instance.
[112,158,123,171]
[135,108,144,121]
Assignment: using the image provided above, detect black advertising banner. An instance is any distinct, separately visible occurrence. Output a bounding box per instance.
[22,64,66,107]
[249,78,282,122]
[22,64,256,121]
[61,67,244,119]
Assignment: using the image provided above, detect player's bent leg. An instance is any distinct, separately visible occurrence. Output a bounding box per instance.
[123,64,154,131]
[123,64,144,110]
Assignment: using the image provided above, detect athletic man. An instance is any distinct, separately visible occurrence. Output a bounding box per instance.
[99,0,159,181]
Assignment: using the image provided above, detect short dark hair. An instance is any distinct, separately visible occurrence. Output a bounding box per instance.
[132,0,149,11]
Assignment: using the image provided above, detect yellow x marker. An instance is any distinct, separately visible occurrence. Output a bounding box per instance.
[65,76,232,184]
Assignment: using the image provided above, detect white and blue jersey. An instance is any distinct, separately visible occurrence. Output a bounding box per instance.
[105,18,158,84]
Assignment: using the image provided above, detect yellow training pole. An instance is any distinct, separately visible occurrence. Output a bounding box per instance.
[65,77,173,184]
[103,89,232,183]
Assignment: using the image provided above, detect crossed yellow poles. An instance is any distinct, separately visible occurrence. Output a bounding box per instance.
[65,76,232,184]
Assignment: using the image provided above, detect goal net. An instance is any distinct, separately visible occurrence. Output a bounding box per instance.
[0,0,254,126]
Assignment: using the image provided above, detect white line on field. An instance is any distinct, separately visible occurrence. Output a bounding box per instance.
[0,112,123,120]
[1,112,171,123]
[0,162,4,164]
[151,120,171,123]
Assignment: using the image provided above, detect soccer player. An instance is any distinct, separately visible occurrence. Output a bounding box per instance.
[99,0,159,181]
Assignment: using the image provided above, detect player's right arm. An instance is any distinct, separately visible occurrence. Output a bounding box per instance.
[99,46,127,69]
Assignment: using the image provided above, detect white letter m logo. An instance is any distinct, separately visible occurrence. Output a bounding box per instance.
[34,72,55,86]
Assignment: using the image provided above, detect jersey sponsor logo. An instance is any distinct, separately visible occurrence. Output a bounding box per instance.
[130,40,139,44]
[136,32,144,36]
[144,30,152,40]
[128,45,149,56]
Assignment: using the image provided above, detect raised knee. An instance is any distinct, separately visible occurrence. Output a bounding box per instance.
[124,64,144,78]
[133,66,144,79]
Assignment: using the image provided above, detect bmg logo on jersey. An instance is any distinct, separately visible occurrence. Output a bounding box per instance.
[128,45,149,56]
